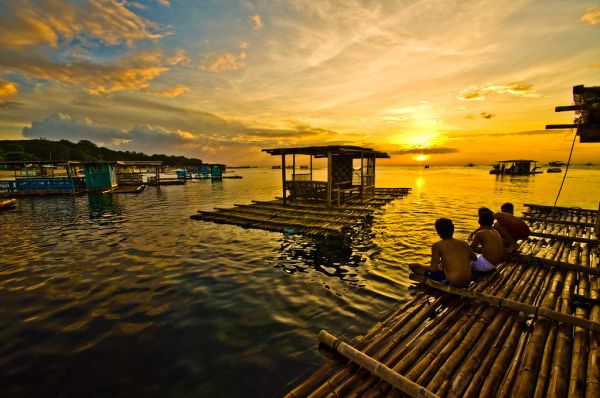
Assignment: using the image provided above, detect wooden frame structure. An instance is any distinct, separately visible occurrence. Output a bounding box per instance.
[489,159,541,175]
[262,145,389,207]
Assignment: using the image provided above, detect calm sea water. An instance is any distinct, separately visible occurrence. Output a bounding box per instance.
[1,165,599,396]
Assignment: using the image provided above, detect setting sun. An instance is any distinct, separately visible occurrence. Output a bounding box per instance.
[413,154,430,162]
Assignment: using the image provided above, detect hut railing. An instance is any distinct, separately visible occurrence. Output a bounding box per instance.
[292,173,312,181]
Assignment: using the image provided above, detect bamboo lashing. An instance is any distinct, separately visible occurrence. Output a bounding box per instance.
[318,330,439,398]
[410,275,600,332]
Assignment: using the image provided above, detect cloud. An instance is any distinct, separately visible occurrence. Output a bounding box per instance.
[157,0,170,7]
[251,15,263,30]
[199,52,245,73]
[0,101,25,110]
[0,49,188,94]
[581,6,600,25]
[0,79,18,98]
[458,82,536,101]
[151,85,189,97]
[390,147,459,155]
[0,0,162,49]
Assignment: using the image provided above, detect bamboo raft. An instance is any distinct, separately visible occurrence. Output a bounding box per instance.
[286,203,599,397]
[190,189,411,238]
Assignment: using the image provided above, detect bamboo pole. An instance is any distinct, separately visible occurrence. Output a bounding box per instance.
[410,276,600,332]
[569,268,589,397]
[318,330,439,398]
[586,249,599,398]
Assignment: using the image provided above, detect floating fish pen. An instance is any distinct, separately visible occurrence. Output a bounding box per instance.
[0,161,86,196]
[286,203,599,398]
[191,146,411,239]
[489,160,542,175]
[177,163,227,180]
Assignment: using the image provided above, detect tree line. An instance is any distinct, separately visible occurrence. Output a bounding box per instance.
[0,139,202,166]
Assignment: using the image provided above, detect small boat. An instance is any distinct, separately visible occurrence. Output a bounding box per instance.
[549,161,564,167]
[547,167,562,173]
[0,198,17,210]
[424,165,430,169]
[466,163,475,167]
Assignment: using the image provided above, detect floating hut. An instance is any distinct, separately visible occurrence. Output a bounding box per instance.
[191,146,411,239]
[489,160,542,175]
[0,161,85,196]
[286,203,600,398]
[83,161,117,192]
[177,163,226,180]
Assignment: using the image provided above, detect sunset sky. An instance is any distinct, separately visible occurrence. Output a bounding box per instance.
[0,0,599,165]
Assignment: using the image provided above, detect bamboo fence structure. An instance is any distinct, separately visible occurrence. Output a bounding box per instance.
[190,190,411,239]
[285,203,599,397]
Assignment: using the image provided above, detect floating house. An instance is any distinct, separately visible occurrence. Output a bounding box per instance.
[0,161,86,196]
[177,163,226,180]
[287,203,600,398]
[489,159,542,175]
[262,145,390,207]
[83,161,117,192]
[191,146,411,239]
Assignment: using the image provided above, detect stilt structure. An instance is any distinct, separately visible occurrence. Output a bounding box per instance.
[286,203,599,398]
[191,146,411,239]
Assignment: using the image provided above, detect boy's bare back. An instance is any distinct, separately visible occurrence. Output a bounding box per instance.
[472,228,504,265]
[432,238,472,286]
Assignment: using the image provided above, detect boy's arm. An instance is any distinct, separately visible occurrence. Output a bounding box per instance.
[468,244,478,261]
[470,232,482,252]
[411,243,441,272]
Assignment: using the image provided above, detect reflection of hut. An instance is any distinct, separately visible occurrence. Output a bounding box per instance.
[262,145,389,207]
[489,160,541,176]
[0,161,86,196]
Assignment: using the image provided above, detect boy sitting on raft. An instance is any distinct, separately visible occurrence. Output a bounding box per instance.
[469,208,504,272]
[494,202,530,252]
[410,218,473,287]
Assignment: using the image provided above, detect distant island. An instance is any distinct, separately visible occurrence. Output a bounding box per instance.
[0,139,202,166]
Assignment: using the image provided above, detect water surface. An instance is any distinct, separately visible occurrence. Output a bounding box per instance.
[1,165,598,396]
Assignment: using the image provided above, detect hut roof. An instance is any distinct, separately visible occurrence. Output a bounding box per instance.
[116,160,163,167]
[262,145,389,159]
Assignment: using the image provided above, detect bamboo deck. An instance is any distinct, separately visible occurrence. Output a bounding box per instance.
[190,188,411,238]
[286,203,599,398]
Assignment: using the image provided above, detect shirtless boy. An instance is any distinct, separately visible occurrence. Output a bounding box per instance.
[470,208,504,272]
[410,218,473,287]
[494,202,531,251]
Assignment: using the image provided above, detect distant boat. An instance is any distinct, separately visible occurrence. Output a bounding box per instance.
[299,165,309,169]
[585,162,593,166]
[549,161,564,167]
[272,165,281,169]
[547,167,562,173]
[466,163,475,167]
[424,165,430,169]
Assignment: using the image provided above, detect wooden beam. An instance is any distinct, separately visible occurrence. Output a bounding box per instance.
[318,330,440,398]
[597,202,600,239]
[529,231,598,244]
[410,275,600,332]
[521,216,594,227]
[517,253,600,276]
[546,124,578,129]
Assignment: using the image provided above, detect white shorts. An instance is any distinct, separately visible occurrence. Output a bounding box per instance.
[471,254,496,272]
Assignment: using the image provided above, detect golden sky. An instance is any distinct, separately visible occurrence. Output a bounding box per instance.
[0,0,599,165]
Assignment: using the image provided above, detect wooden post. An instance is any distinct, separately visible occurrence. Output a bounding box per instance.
[156,165,160,185]
[596,202,600,239]
[292,154,296,181]
[281,154,286,205]
[310,155,313,181]
[360,153,364,202]
[327,152,332,207]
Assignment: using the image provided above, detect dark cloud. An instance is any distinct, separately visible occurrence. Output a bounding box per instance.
[390,147,459,155]
[0,101,25,110]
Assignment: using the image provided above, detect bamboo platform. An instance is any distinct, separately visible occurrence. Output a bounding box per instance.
[190,189,411,238]
[286,203,599,397]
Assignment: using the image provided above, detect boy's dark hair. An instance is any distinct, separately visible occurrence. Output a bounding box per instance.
[435,218,454,239]
[479,208,495,227]
[501,202,514,213]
